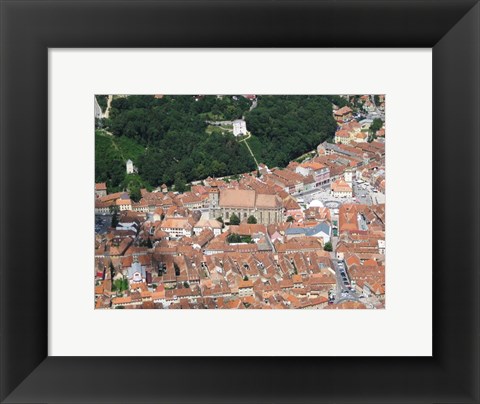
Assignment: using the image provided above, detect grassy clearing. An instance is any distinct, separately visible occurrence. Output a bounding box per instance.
[205,125,231,135]
[95,130,145,162]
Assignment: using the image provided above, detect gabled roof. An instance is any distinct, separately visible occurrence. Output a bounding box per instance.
[194,218,223,229]
[331,179,352,192]
[285,221,331,237]
[219,189,255,208]
[334,106,353,116]
[255,193,282,208]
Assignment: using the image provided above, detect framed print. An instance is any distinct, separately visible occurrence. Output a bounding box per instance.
[48,48,431,357]
[1,1,479,403]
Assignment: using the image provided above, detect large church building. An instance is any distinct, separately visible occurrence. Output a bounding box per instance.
[209,188,283,225]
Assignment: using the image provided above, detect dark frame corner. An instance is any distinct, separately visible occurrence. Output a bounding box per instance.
[1,1,479,403]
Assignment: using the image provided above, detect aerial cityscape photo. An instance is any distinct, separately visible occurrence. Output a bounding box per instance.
[94,95,385,309]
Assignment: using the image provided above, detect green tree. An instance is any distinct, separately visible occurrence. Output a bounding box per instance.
[247,215,257,224]
[109,262,115,279]
[229,213,240,225]
[227,233,242,243]
[286,216,294,223]
[370,118,383,134]
[95,118,103,129]
[183,281,190,288]
[113,277,129,293]
[243,275,249,281]
[244,95,337,168]
[96,95,108,112]
[109,205,120,228]
[174,172,187,193]
[323,241,333,252]
[216,216,225,229]
[129,186,141,202]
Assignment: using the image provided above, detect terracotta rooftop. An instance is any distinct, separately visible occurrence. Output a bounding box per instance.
[219,189,255,208]
[331,179,352,192]
[334,106,353,116]
[194,218,223,229]
[95,183,107,191]
[255,193,282,209]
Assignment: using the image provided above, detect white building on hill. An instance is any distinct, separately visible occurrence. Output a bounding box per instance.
[126,159,134,174]
[233,119,247,137]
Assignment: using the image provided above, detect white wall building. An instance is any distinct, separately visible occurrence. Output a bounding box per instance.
[331,179,353,198]
[160,218,194,238]
[116,198,132,211]
[126,159,134,174]
[193,218,223,236]
[233,119,247,137]
[344,168,353,185]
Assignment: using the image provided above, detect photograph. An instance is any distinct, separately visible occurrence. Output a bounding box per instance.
[94,94,386,309]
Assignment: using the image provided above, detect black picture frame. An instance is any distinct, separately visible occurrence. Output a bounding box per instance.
[1,0,479,403]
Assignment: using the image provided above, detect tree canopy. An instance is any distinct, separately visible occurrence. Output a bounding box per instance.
[244,95,337,167]
[95,130,149,193]
[95,95,108,113]
[99,95,255,188]
[227,233,251,243]
[227,233,242,243]
[370,118,383,133]
[229,213,240,225]
[97,95,339,189]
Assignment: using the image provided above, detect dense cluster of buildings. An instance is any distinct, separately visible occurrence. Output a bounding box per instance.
[95,95,386,309]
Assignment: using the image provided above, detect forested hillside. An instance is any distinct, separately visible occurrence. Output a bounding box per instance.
[95,95,108,113]
[95,95,341,191]
[96,95,255,191]
[95,130,149,200]
[244,95,341,167]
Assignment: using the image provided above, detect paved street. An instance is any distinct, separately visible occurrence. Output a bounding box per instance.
[331,259,360,304]
[299,185,356,206]
[331,257,383,309]
[352,180,385,206]
[352,181,372,205]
